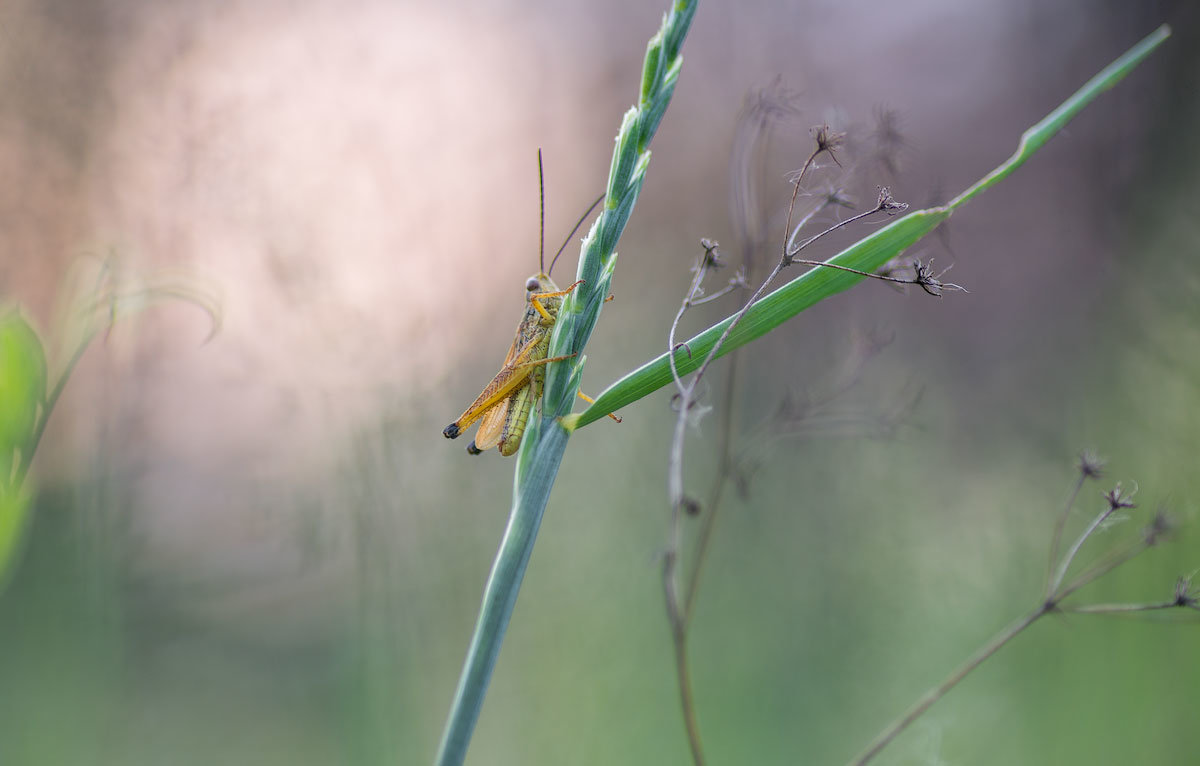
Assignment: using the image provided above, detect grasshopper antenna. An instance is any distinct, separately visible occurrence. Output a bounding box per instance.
[547,192,606,278]
[538,149,547,275]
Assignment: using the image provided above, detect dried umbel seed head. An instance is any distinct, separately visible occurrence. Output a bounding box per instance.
[699,239,725,269]
[811,123,846,167]
[1104,482,1138,512]
[1078,450,1107,479]
[907,259,966,297]
[874,187,909,215]
[1172,575,1198,608]
[1142,508,1174,546]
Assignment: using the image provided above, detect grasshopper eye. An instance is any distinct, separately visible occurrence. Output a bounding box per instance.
[525,277,541,292]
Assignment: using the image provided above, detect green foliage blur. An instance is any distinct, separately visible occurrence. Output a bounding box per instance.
[0,310,45,590]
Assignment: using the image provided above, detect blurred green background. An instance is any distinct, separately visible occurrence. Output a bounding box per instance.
[1,0,1197,764]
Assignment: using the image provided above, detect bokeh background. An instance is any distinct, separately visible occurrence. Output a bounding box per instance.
[1,0,1197,764]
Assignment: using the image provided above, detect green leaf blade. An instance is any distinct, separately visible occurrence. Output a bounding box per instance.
[575,207,951,428]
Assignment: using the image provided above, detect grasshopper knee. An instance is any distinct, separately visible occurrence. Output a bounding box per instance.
[443,423,461,439]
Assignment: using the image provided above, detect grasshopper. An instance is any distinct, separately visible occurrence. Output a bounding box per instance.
[443,153,608,456]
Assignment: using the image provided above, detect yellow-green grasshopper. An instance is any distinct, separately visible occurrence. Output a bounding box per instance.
[443,155,610,456]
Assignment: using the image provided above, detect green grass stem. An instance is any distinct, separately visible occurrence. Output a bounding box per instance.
[434,3,698,764]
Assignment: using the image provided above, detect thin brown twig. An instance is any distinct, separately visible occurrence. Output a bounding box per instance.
[667,132,859,511]
[687,272,747,306]
[784,188,850,254]
[849,605,1048,766]
[681,194,845,623]
[1067,574,1200,614]
[1053,537,1148,603]
[664,134,848,766]
[666,181,804,510]
[1046,472,1089,597]
[788,258,967,296]
[1064,600,1190,614]
[664,128,948,766]
[664,130,958,766]
[662,549,706,766]
[679,91,797,627]
[784,192,900,262]
[668,240,723,393]
[662,239,727,766]
[1048,482,1134,596]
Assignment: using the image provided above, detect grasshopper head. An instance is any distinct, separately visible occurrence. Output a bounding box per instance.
[525,272,559,297]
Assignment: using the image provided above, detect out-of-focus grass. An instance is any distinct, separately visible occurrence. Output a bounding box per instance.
[0,397,1196,766]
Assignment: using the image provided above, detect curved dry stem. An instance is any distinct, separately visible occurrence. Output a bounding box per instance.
[849,606,1046,766]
